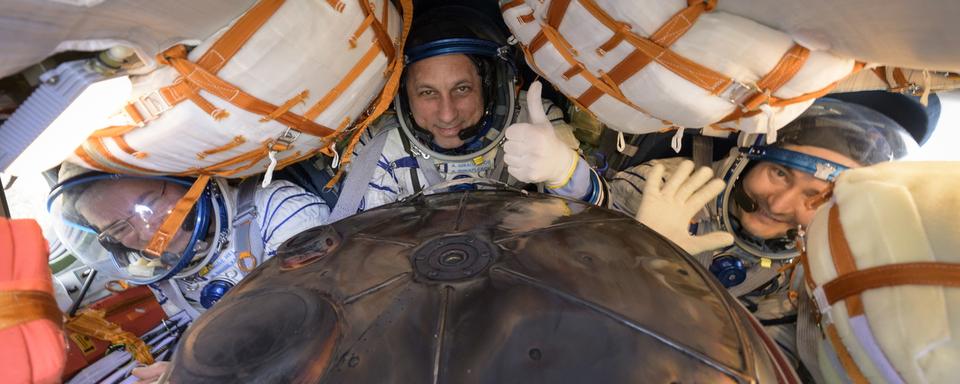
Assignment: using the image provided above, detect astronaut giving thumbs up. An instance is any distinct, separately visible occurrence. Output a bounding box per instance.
[504,81,608,205]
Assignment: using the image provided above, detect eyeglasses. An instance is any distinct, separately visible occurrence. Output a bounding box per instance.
[96,182,169,247]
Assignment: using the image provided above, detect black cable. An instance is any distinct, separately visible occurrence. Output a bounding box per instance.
[759,314,798,326]
[0,182,10,218]
[68,268,97,317]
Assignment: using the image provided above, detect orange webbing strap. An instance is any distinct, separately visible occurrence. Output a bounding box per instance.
[195,0,286,74]
[800,205,868,383]
[323,0,413,189]
[144,175,211,258]
[304,44,384,120]
[771,64,863,107]
[95,0,299,175]
[824,262,960,306]
[73,147,112,173]
[358,0,396,63]
[823,204,960,305]
[574,0,730,94]
[196,136,248,160]
[719,62,865,124]
[826,205,865,317]
[537,24,648,113]
[89,125,138,138]
[577,0,715,107]
[745,45,810,110]
[318,117,353,158]
[0,290,62,330]
[79,137,166,175]
[872,66,894,89]
[546,0,573,27]
[119,0,286,126]
[65,309,154,365]
[892,68,909,90]
[158,46,337,138]
[717,44,810,122]
[380,0,390,31]
[112,136,148,159]
[824,322,871,384]
[184,143,271,177]
[350,13,377,49]
[259,90,310,123]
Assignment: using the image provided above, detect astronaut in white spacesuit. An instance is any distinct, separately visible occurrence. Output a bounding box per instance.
[610,98,917,373]
[46,162,329,381]
[328,5,607,221]
[48,164,330,318]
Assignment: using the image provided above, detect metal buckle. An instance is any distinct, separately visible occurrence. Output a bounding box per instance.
[131,89,171,123]
[271,127,302,151]
[719,81,761,109]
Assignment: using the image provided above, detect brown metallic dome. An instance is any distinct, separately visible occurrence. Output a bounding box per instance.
[168,190,796,383]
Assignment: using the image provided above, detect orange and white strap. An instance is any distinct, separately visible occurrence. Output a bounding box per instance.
[804,205,960,384]
[518,0,860,125]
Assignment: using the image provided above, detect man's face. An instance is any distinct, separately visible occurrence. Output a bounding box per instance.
[404,54,484,149]
[76,178,192,253]
[734,145,860,239]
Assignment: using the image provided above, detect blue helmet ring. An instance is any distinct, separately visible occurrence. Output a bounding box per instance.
[48,173,215,285]
[743,146,849,182]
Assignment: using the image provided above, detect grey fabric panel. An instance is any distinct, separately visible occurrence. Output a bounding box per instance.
[328,130,390,222]
[1,0,256,77]
[718,0,960,71]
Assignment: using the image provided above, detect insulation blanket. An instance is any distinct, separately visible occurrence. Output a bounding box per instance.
[66,0,403,177]
[501,0,857,136]
[805,162,960,384]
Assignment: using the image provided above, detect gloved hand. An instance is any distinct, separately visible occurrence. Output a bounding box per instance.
[636,160,734,255]
[503,81,579,188]
[132,361,170,384]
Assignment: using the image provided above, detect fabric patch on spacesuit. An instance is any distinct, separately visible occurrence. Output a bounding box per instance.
[439,157,494,177]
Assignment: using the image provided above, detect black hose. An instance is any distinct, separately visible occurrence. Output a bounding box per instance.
[68,268,98,317]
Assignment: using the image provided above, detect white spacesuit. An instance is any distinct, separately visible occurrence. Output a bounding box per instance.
[48,167,329,319]
[609,98,917,370]
[328,5,606,221]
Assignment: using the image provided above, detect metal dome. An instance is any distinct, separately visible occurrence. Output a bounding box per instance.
[167,190,796,383]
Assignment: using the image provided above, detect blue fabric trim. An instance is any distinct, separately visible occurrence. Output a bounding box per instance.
[406,38,501,63]
[623,170,647,181]
[261,185,295,229]
[367,182,397,194]
[745,146,849,181]
[392,156,419,169]
[548,159,592,200]
[610,177,644,196]
[264,202,325,245]
[582,170,600,203]
[262,192,313,239]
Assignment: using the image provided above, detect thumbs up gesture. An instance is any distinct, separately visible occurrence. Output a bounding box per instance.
[503,81,579,188]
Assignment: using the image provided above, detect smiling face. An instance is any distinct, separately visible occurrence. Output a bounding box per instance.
[733,145,861,239]
[404,54,484,149]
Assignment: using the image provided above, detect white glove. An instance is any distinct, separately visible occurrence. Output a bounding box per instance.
[503,81,579,188]
[636,160,734,255]
[131,361,170,384]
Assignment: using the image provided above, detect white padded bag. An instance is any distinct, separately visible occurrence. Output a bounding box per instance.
[804,162,960,384]
[717,0,960,73]
[69,0,407,178]
[501,0,859,137]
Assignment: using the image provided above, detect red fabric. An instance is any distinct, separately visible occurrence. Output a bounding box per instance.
[0,218,66,384]
[62,286,166,379]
